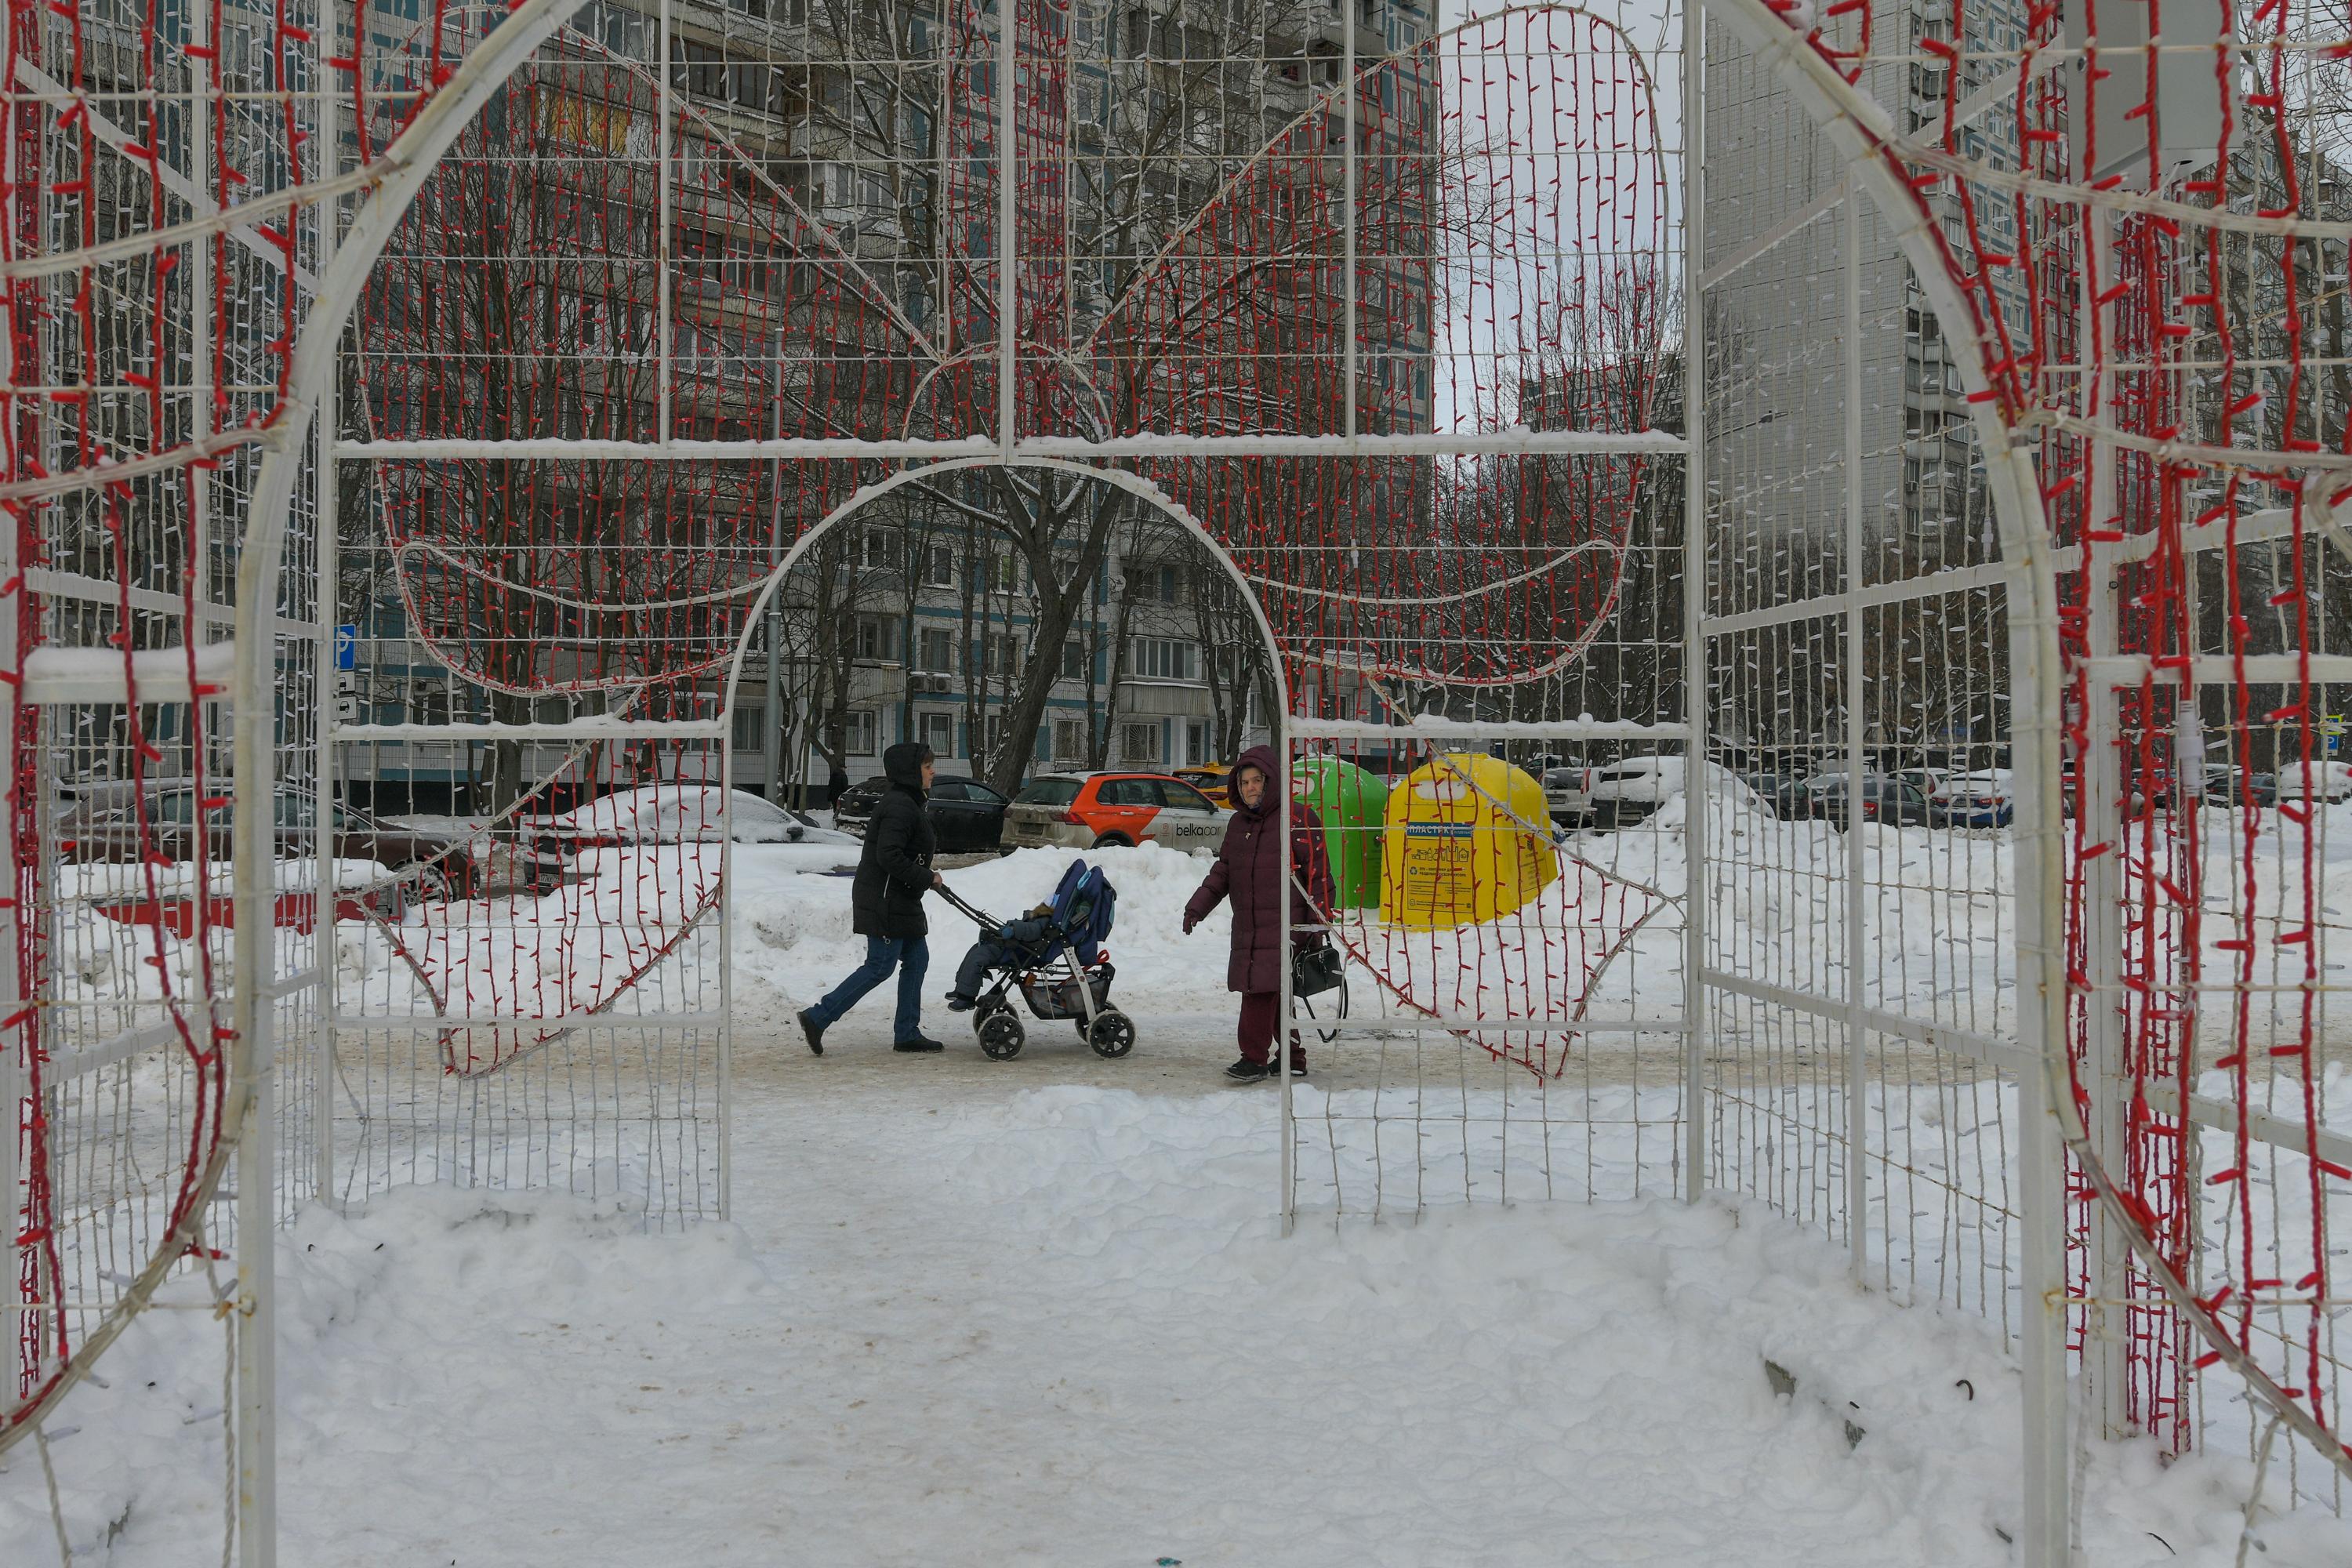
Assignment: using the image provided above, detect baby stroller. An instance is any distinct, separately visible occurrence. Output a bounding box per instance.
[935,860,1133,1061]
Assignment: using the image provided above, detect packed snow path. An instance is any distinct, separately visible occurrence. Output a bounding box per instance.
[16,1026,2336,1566]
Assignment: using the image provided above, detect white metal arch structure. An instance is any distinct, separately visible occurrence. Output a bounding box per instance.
[1700,0,2352,1540]
[709,454,1297,1195]
[0,0,582,1447]
[307,0,1693,1244]
[0,0,591,1557]
[713,458,1294,739]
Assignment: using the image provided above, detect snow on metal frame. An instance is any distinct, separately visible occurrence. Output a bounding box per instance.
[1708,0,2352,1528]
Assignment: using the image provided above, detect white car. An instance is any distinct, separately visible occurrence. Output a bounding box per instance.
[1893,767,1948,798]
[539,785,856,847]
[2270,760,2352,804]
[1929,769,2016,827]
[1582,756,1686,828]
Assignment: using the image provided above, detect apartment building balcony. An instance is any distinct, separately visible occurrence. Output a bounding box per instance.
[1115,675,1212,720]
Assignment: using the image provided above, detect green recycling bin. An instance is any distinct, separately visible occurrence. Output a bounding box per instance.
[1292,756,1390,910]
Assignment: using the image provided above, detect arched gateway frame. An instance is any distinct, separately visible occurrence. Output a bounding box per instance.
[13,0,2347,1557]
[704,455,1296,1196]
[300,0,1696,1239]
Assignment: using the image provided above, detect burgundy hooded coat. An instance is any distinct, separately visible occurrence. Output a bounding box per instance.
[1183,745,1334,993]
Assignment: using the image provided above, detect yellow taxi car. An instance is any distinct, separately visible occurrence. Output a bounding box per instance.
[1171,764,1233,809]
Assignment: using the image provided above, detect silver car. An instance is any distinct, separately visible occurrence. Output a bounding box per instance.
[1542,767,1592,825]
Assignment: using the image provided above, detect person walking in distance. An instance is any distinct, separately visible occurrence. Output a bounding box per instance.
[1181,745,1332,1083]
[798,742,948,1054]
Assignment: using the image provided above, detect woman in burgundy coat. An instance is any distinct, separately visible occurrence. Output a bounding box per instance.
[1181,745,1333,1082]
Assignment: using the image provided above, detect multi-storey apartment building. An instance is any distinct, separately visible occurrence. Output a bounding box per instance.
[1697,0,2028,752]
[343,0,1433,806]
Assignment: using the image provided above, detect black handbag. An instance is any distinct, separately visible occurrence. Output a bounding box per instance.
[1292,942,1345,997]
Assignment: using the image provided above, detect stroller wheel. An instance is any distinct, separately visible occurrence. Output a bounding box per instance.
[1087,1010,1136,1059]
[978,1011,1025,1061]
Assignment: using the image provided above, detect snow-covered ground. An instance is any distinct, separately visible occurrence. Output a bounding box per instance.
[15,1055,2351,1566]
[17,797,2352,1563]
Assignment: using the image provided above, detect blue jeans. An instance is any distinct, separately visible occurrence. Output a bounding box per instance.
[809,934,930,1044]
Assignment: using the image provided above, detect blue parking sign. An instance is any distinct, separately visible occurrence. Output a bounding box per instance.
[334,624,357,671]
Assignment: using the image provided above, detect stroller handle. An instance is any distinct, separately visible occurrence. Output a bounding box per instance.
[935,883,1001,930]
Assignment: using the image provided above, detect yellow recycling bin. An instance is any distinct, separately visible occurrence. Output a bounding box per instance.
[1380,753,1559,928]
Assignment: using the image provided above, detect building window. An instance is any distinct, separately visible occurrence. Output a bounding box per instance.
[920,711,956,757]
[1053,718,1085,761]
[408,680,450,725]
[1120,722,1159,764]
[858,528,897,572]
[537,87,634,155]
[1186,721,1207,764]
[924,543,956,586]
[671,38,725,98]
[731,704,766,751]
[919,627,956,674]
[1127,637,1195,681]
[855,615,900,662]
[1127,561,1181,603]
[844,710,879,757]
[1062,637,1085,680]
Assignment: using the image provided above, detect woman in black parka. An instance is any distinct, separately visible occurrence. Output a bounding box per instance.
[797,742,947,1054]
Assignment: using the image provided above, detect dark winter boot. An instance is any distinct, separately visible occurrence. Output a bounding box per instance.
[1224,1057,1270,1083]
[894,1034,946,1053]
[797,1008,826,1056]
[944,993,977,1013]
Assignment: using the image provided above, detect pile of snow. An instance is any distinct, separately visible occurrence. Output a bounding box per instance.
[539,784,855,846]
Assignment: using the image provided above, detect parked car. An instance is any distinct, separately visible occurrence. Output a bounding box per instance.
[2270,760,2352,804]
[1796,770,1853,807]
[1928,768,2016,828]
[539,785,854,849]
[2195,764,2241,803]
[1171,764,1234,809]
[1893,767,1949,799]
[831,776,888,830]
[62,786,493,898]
[1581,755,1686,829]
[1730,769,1798,817]
[2056,761,2203,817]
[1810,776,1936,829]
[1542,766,1592,826]
[832,774,1014,851]
[1001,771,1226,852]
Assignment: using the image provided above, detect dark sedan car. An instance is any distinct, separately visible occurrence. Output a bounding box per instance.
[1807,776,1936,829]
[63,786,495,898]
[832,773,1011,852]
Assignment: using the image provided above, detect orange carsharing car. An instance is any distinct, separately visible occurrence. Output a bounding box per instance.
[1001,771,1227,852]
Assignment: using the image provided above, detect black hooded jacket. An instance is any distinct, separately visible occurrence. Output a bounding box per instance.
[853,742,936,938]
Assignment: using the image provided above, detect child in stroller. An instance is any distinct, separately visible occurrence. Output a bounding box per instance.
[935,860,1131,1060]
